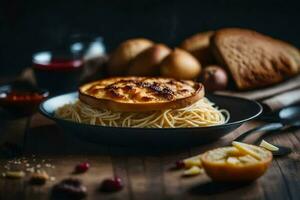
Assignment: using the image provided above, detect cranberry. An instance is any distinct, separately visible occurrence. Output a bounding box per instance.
[101,176,123,192]
[175,160,185,169]
[75,162,90,173]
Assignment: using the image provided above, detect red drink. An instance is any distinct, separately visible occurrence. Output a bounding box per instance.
[33,51,84,94]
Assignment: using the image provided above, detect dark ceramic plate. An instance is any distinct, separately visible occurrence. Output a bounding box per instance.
[39,92,262,147]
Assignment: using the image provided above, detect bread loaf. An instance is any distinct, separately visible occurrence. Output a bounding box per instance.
[127,44,171,76]
[180,31,215,66]
[211,28,300,90]
[108,38,153,75]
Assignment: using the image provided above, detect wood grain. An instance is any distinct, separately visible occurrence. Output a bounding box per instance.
[0,113,299,200]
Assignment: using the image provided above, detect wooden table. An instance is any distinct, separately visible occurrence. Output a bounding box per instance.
[0,112,299,200]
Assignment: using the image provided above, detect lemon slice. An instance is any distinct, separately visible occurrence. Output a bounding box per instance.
[259,140,279,151]
[201,145,272,182]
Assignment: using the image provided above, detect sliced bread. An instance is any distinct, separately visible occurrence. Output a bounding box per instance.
[211,28,300,90]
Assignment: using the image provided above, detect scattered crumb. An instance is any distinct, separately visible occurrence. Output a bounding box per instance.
[1,156,55,182]
[26,167,35,173]
[45,164,51,168]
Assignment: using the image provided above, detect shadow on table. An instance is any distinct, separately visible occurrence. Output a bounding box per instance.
[188,181,253,195]
[25,121,300,156]
[5,116,299,157]
[24,125,203,156]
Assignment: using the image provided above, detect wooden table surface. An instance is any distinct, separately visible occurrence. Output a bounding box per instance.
[0,112,300,200]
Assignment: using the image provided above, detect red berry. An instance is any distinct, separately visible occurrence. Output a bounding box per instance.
[75,162,90,173]
[175,160,185,169]
[101,176,123,192]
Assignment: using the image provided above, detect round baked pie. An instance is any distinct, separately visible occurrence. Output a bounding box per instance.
[79,77,204,112]
[57,77,227,128]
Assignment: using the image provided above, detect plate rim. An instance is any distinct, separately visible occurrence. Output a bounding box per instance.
[39,92,263,131]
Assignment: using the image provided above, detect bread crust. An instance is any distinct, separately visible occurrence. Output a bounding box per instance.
[79,77,204,112]
[127,44,171,76]
[211,28,300,90]
[180,31,215,65]
[160,48,202,80]
[108,38,153,76]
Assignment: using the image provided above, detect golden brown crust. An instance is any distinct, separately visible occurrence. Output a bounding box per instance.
[160,48,202,80]
[127,44,171,76]
[211,28,300,90]
[79,77,204,112]
[108,38,154,76]
[180,31,215,66]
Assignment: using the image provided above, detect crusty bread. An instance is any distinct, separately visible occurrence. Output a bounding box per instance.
[160,48,201,80]
[79,77,204,112]
[108,38,153,76]
[211,28,300,90]
[180,31,215,66]
[127,44,171,76]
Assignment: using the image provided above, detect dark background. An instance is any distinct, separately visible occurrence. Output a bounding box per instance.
[1,0,300,77]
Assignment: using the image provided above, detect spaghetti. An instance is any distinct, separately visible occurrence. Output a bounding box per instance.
[55,97,229,128]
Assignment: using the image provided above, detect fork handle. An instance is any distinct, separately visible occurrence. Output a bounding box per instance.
[234,122,284,142]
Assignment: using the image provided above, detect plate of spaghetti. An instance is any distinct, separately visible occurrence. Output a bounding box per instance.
[40,77,262,147]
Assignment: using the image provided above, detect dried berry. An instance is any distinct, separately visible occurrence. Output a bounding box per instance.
[51,178,87,199]
[75,162,90,173]
[29,170,49,185]
[101,176,123,192]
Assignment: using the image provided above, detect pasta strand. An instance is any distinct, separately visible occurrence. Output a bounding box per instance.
[55,98,230,128]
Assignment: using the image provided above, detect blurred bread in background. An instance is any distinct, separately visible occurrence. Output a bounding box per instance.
[108,38,153,75]
[128,44,171,76]
[211,28,300,90]
[160,48,201,80]
[106,28,300,92]
[180,31,215,66]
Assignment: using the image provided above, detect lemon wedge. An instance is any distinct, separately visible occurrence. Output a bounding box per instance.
[259,140,279,151]
[183,166,204,176]
[232,141,262,160]
[183,154,202,168]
